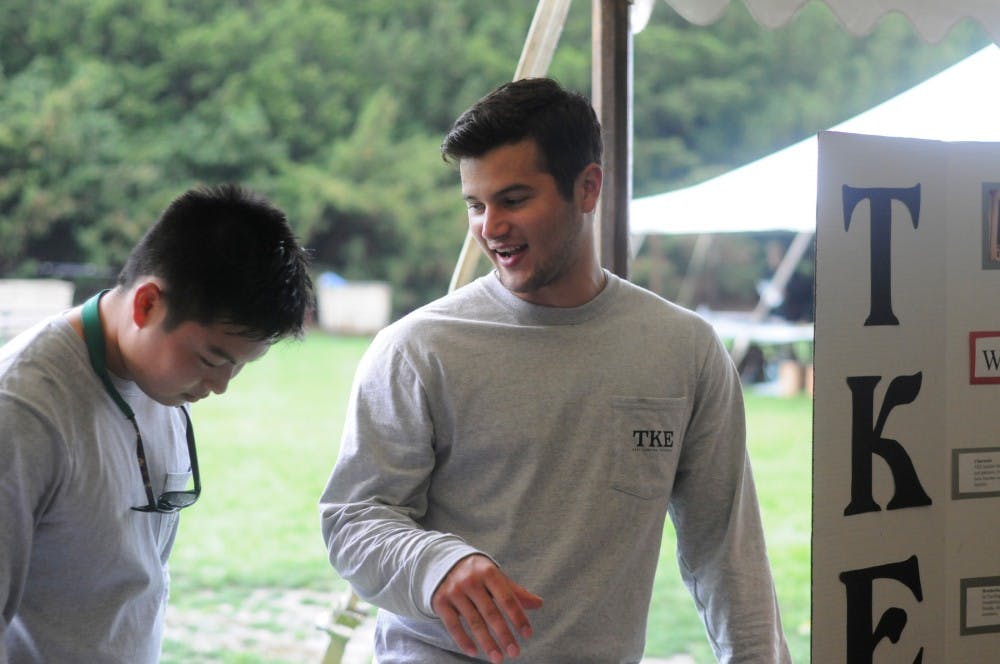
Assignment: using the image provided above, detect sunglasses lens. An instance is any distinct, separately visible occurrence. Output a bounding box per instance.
[158,491,198,509]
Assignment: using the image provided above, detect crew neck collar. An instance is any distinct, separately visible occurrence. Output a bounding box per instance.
[480,269,618,325]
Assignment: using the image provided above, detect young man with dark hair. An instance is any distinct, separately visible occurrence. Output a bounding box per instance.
[320,78,790,662]
[0,184,313,662]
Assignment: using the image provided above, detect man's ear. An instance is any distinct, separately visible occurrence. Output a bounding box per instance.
[131,281,165,329]
[577,163,603,214]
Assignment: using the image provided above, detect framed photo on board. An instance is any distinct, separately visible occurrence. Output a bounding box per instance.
[982,184,1000,268]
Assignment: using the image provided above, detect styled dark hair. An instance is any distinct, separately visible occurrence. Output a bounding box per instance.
[118,184,313,341]
[441,77,602,200]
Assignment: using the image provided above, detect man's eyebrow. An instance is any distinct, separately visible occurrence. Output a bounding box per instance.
[464,184,532,202]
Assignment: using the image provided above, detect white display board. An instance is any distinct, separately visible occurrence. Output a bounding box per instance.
[814,131,1000,662]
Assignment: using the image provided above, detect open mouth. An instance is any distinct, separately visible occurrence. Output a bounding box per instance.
[494,244,527,259]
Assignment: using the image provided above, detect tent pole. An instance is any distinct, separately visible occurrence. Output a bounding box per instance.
[592,0,633,279]
[676,233,714,307]
[730,230,814,367]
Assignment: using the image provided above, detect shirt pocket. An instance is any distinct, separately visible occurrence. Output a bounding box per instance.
[154,471,190,553]
[609,396,689,500]
[164,470,192,493]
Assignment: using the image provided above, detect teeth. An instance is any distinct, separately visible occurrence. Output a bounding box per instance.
[495,245,524,258]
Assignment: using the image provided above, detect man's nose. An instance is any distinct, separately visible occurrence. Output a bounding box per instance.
[205,364,240,396]
[480,206,510,239]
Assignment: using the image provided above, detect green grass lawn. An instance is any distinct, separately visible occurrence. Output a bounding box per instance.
[165,332,811,662]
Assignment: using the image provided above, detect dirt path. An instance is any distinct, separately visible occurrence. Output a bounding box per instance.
[163,588,340,663]
[163,588,696,663]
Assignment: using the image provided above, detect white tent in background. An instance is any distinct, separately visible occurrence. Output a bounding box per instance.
[630,44,1000,238]
[628,44,1000,366]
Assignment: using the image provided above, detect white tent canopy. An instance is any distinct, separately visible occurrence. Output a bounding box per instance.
[630,44,1000,237]
[659,0,1000,44]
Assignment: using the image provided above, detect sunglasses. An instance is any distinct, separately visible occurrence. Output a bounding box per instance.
[131,406,201,513]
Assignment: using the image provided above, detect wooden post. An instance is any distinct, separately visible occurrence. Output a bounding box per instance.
[591,0,633,279]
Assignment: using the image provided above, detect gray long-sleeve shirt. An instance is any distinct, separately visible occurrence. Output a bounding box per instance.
[320,272,790,663]
[0,317,189,663]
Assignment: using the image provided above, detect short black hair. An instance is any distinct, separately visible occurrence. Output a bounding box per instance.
[118,184,313,341]
[441,78,603,200]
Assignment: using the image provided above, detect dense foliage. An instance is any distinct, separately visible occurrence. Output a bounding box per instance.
[0,1,988,315]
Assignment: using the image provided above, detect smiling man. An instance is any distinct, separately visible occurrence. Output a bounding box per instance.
[460,138,603,307]
[320,78,790,663]
[0,184,313,663]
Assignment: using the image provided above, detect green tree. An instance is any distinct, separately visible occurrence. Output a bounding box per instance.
[0,0,989,316]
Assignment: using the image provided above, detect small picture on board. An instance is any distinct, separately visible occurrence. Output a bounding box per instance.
[983,184,1000,268]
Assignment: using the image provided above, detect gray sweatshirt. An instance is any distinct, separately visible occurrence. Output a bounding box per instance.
[0,317,189,663]
[320,271,790,663]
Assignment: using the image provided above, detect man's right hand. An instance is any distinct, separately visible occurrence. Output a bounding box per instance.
[431,553,543,663]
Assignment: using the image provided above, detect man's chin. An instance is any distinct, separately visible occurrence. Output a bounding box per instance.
[147,392,190,407]
[496,270,534,294]
[499,270,555,299]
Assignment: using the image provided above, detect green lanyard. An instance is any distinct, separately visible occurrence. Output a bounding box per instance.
[79,291,199,513]
[81,290,160,510]
[81,291,135,420]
